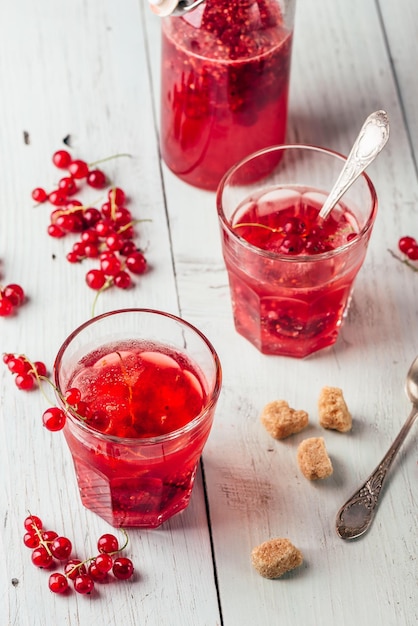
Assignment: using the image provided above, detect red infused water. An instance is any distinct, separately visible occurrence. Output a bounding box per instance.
[222,185,366,357]
[160,0,294,190]
[62,340,213,527]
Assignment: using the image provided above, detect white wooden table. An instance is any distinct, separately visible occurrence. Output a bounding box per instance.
[1,1,417,624]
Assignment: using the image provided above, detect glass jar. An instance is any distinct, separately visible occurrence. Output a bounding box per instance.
[158,0,296,190]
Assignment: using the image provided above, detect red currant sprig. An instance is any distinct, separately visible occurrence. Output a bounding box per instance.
[32,149,150,315]
[23,514,134,595]
[0,283,26,317]
[388,236,418,272]
[3,353,47,391]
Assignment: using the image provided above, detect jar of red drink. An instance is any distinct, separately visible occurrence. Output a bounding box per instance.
[152,0,296,190]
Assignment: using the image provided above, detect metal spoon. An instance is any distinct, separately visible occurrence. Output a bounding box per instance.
[318,110,390,220]
[149,0,205,17]
[336,355,418,540]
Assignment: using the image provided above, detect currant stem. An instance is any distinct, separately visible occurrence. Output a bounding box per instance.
[91,277,114,318]
[388,248,418,272]
[88,153,132,168]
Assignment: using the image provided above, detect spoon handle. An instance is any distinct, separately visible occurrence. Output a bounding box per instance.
[336,406,418,540]
[318,110,390,220]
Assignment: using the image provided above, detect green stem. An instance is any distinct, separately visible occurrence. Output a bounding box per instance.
[88,153,132,167]
[388,248,418,272]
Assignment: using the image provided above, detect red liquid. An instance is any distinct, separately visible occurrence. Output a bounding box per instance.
[160,0,293,190]
[222,186,370,357]
[62,340,214,527]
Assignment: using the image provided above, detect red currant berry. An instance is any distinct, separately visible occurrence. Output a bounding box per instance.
[74,574,94,594]
[58,176,78,195]
[97,533,119,554]
[32,187,48,203]
[114,271,132,290]
[105,233,123,251]
[87,169,107,189]
[3,284,25,306]
[6,356,27,374]
[65,559,86,580]
[87,409,110,431]
[83,207,101,227]
[23,531,41,549]
[112,557,134,580]
[41,530,58,543]
[49,572,69,594]
[88,561,108,582]
[100,255,121,277]
[406,244,418,260]
[15,373,35,391]
[0,296,13,317]
[42,407,66,431]
[68,159,89,179]
[85,269,106,290]
[125,251,147,275]
[33,361,48,377]
[50,536,72,560]
[398,236,416,254]
[84,243,100,259]
[52,149,72,169]
[24,514,43,532]
[120,241,137,256]
[47,223,65,238]
[95,219,115,238]
[108,187,126,206]
[31,545,54,568]
[94,553,113,574]
[48,190,67,206]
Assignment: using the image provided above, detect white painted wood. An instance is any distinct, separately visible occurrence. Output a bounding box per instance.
[1,0,417,624]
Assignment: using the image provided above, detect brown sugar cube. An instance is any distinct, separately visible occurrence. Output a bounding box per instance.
[251,538,303,579]
[260,400,308,440]
[297,437,333,480]
[318,386,352,432]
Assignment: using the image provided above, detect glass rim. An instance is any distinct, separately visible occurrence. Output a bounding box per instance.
[216,143,378,262]
[53,308,222,445]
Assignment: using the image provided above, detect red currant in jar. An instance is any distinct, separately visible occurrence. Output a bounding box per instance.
[49,572,69,594]
[112,557,134,580]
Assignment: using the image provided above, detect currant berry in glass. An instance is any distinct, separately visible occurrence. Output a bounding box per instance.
[217,145,378,357]
[160,0,295,190]
[54,309,221,527]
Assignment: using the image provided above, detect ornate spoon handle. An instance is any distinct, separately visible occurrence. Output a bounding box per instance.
[318,110,390,220]
[336,406,418,540]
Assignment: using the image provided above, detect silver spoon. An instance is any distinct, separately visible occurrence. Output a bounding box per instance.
[336,355,418,540]
[149,0,205,17]
[318,110,390,220]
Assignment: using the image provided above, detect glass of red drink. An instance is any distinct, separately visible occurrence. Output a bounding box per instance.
[53,309,222,528]
[159,0,295,190]
[216,145,378,358]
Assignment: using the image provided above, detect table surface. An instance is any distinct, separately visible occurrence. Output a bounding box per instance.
[1,1,417,625]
